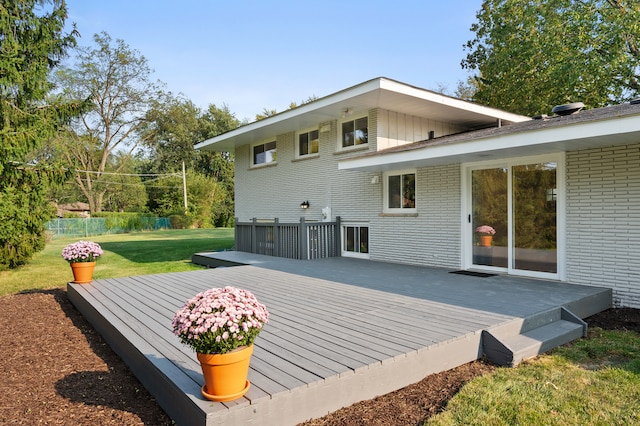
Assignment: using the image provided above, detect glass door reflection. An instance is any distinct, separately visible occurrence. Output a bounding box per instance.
[471,168,508,268]
[513,163,557,273]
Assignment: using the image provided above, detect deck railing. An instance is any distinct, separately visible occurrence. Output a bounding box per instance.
[235,217,341,260]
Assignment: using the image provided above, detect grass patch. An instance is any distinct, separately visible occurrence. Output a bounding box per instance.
[427,328,640,425]
[0,228,234,296]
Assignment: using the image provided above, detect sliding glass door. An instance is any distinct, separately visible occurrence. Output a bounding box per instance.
[512,163,558,273]
[467,156,561,278]
[471,167,508,268]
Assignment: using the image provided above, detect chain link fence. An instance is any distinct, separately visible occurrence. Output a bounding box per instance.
[46,217,171,239]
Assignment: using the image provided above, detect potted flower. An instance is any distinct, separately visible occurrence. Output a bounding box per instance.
[172,286,269,402]
[476,225,496,247]
[61,240,103,283]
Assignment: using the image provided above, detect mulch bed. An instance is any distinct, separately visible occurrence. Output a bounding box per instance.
[0,288,637,425]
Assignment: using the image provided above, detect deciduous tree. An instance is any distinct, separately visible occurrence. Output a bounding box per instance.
[142,97,239,227]
[55,31,163,212]
[463,0,640,116]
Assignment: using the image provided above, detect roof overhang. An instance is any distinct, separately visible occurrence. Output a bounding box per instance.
[195,77,530,152]
[338,111,640,172]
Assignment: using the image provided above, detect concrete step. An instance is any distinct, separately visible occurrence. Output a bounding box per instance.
[482,307,587,367]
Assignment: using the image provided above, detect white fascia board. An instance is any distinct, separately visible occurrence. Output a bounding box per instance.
[339,114,640,171]
[194,77,530,152]
[195,79,385,151]
[378,78,530,123]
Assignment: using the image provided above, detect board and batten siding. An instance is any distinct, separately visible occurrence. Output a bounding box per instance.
[565,142,640,308]
[376,109,466,150]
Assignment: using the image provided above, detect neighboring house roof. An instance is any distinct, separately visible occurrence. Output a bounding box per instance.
[339,102,640,172]
[56,202,91,217]
[195,77,530,152]
[58,202,90,211]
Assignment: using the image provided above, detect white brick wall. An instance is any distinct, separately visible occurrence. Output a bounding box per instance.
[235,112,382,223]
[236,112,640,307]
[566,142,640,308]
[370,164,461,268]
[235,109,463,268]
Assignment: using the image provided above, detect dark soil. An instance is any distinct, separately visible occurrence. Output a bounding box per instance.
[0,288,637,425]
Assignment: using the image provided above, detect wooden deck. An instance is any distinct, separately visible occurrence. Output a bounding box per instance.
[67,254,612,425]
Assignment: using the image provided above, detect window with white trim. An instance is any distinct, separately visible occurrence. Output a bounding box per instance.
[252,141,276,165]
[298,129,319,157]
[341,116,368,148]
[342,224,369,258]
[384,170,416,212]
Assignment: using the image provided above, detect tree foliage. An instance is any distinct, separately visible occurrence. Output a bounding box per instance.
[197,104,238,227]
[0,0,79,269]
[100,153,148,213]
[255,95,318,121]
[463,0,640,116]
[55,31,164,212]
[142,96,239,227]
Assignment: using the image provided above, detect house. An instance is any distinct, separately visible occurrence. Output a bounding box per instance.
[56,202,91,218]
[196,77,640,309]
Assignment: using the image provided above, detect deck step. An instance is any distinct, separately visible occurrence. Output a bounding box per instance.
[482,307,587,367]
[192,252,243,268]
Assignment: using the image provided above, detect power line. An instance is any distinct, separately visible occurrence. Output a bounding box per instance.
[75,170,180,177]
[9,161,181,178]
[74,177,181,189]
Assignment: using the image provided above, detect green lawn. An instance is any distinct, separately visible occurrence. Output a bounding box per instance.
[0,228,234,296]
[427,327,640,425]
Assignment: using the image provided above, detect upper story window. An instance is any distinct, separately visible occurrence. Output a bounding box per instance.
[253,141,276,165]
[341,116,368,148]
[384,170,416,212]
[298,129,319,157]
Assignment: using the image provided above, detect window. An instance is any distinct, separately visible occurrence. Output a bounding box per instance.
[384,171,416,211]
[298,129,319,157]
[253,141,276,165]
[342,224,369,258]
[341,117,368,148]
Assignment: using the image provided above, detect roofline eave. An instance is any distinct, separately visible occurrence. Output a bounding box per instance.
[195,77,530,152]
[338,114,640,172]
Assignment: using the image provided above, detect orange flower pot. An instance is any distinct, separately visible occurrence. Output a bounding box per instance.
[197,345,253,402]
[480,235,493,247]
[70,261,96,284]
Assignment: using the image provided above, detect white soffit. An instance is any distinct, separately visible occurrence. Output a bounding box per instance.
[195,77,530,152]
[338,114,640,172]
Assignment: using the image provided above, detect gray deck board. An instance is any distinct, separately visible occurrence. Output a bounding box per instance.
[68,254,612,425]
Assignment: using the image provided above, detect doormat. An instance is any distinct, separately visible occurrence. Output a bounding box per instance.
[449,270,497,278]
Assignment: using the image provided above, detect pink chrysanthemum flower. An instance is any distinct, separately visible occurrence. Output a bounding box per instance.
[171,286,269,355]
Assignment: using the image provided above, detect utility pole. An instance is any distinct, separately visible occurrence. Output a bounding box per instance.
[182,161,188,212]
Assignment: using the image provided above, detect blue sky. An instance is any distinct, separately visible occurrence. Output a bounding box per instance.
[65,0,482,121]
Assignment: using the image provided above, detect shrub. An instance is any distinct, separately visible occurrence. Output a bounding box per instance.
[169,214,192,229]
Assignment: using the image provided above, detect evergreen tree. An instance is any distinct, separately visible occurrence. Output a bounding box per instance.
[0,0,80,269]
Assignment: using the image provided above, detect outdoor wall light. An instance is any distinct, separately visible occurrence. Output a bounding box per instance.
[300,200,310,209]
